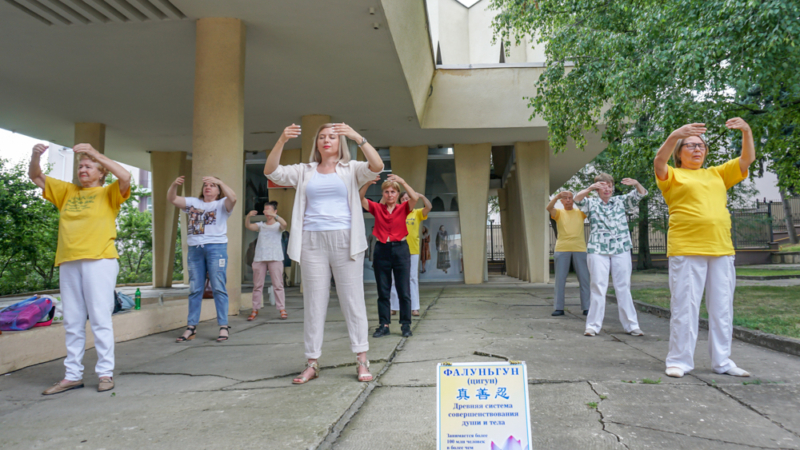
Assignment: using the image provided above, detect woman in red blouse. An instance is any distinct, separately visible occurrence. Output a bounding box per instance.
[360,175,419,338]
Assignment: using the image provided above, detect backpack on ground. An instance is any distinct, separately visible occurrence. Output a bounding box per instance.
[0,295,54,331]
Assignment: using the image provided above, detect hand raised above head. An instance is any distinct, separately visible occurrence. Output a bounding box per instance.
[725,117,751,133]
[558,190,573,199]
[173,176,185,186]
[202,176,222,186]
[32,143,49,157]
[247,210,257,217]
[386,173,405,185]
[370,175,381,185]
[331,123,360,142]
[588,182,605,191]
[620,178,639,186]
[73,143,99,157]
[280,124,301,143]
[671,123,707,139]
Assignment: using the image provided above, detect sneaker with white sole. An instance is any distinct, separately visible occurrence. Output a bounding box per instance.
[584,329,596,337]
[629,329,644,336]
[724,367,751,377]
[665,367,684,378]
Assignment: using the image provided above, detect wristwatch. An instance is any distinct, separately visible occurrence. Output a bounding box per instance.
[358,136,368,147]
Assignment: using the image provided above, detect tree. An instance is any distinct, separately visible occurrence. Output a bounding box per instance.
[0,159,60,294]
[489,0,800,192]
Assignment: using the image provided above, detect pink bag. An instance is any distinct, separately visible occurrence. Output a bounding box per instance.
[0,295,54,331]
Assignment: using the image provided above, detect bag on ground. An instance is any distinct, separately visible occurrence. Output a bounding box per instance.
[0,295,54,331]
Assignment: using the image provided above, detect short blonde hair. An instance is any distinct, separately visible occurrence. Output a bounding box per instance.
[672,135,708,168]
[381,180,401,193]
[197,175,224,200]
[309,123,352,164]
[594,173,614,185]
[78,155,108,184]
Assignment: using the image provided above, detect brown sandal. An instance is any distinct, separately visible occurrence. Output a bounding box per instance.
[280,310,288,320]
[247,310,258,321]
[292,361,319,384]
[176,326,196,343]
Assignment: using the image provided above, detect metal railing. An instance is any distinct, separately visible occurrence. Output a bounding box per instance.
[486,202,796,260]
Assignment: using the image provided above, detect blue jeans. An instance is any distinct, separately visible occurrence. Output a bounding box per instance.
[187,243,229,326]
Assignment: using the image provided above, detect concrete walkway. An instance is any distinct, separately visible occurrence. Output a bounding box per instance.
[1,282,799,449]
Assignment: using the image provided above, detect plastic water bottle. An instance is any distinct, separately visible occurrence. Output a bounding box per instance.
[134,288,141,310]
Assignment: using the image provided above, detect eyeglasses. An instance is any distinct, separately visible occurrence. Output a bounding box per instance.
[682,143,706,151]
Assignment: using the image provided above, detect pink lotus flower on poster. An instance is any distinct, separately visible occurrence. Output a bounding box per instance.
[490,436,528,450]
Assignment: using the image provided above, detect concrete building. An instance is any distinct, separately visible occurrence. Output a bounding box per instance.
[0,0,604,311]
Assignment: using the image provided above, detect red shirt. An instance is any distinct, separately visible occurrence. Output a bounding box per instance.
[368,200,411,243]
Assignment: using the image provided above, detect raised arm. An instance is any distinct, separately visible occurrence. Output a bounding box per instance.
[388,174,419,209]
[419,194,433,216]
[73,144,131,195]
[29,144,48,189]
[360,176,379,210]
[274,214,288,231]
[655,123,706,180]
[244,210,260,232]
[621,178,647,196]
[205,176,237,213]
[264,124,301,176]
[573,182,602,203]
[547,192,568,216]
[167,176,187,209]
[332,123,383,173]
[726,118,754,175]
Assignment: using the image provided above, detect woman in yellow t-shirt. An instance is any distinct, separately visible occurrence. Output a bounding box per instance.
[653,118,755,379]
[29,143,131,396]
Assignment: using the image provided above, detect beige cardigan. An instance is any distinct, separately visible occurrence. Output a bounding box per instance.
[266,160,380,264]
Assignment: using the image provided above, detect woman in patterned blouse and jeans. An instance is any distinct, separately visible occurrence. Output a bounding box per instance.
[574,174,646,337]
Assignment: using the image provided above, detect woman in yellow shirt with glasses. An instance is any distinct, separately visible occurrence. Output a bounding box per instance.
[653,118,755,379]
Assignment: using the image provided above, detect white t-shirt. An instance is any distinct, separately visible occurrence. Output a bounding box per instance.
[303,171,351,231]
[254,221,284,262]
[183,197,231,246]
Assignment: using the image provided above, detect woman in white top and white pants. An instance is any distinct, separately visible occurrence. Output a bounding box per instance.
[264,122,383,384]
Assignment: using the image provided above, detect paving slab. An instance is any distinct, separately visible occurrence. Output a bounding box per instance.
[0,282,798,450]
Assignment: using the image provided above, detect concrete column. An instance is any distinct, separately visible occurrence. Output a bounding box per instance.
[192,17,246,313]
[179,158,192,285]
[73,123,105,185]
[515,141,550,283]
[454,143,491,284]
[301,115,332,163]
[268,147,302,286]
[150,151,186,288]
[389,145,428,194]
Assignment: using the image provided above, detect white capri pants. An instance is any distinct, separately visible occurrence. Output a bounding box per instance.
[585,252,640,333]
[300,230,369,359]
[666,255,738,373]
[390,254,420,311]
[59,258,119,381]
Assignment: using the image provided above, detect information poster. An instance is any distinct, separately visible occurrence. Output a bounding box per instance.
[437,362,532,450]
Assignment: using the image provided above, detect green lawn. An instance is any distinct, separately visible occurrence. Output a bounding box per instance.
[779,243,800,253]
[630,286,800,339]
[736,269,800,277]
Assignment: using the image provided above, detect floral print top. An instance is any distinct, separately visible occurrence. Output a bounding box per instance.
[575,189,646,255]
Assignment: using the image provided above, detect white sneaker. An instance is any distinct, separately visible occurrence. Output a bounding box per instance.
[584,329,596,337]
[665,367,684,378]
[725,367,751,377]
[629,329,644,336]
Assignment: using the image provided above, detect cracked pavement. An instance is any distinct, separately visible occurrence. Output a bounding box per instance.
[1,280,799,449]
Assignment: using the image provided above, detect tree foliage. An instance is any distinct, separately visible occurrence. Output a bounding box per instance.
[489,0,800,191]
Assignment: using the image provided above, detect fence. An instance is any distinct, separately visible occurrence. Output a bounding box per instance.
[486,199,800,260]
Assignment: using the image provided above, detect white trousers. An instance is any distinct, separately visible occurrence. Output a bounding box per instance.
[300,230,369,359]
[59,258,119,380]
[585,252,640,333]
[666,255,737,373]
[390,254,420,311]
